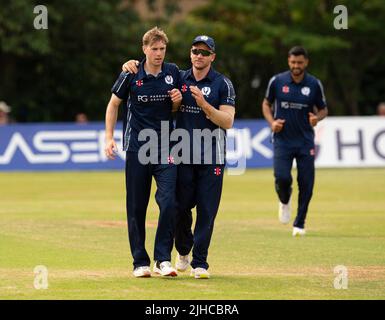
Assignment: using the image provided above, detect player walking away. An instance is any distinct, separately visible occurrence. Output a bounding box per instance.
[122,35,236,279]
[262,46,328,236]
[105,27,182,277]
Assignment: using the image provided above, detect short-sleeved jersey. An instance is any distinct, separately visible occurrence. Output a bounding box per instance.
[176,67,236,165]
[111,60,180,152]
[265,70,327,147]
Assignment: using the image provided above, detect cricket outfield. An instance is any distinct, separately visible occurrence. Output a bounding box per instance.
[0,169,384,299]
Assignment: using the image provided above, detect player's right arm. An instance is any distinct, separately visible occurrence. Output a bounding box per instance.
[262,76,285,133]
[262,98,285,133]
[105,94,122,160]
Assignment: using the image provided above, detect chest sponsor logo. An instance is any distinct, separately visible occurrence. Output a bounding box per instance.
[137,94,170,103]
[201,86,211,97]
[138,95,148,102]
[180,104,201,113]
[301,86,311,96]
[165,75,174,85]
[281,101,309,110]
[282,85,290,94]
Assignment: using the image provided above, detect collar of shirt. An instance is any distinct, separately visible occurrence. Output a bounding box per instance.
[137,58,167,80]
[283,70,309,85]
[185,67,217,82]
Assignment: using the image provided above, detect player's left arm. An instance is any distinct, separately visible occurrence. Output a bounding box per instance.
[170,67,183,112]
[202,102,235,129]
[170,88,182,112]
[190,76,236,129]
[190,87,235,129]
[309,107,328,127]
[309,80,328,127]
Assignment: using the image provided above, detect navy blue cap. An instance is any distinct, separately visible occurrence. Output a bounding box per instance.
[192,35,215,52]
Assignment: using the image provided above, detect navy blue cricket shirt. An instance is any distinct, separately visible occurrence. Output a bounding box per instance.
[265,70,327,147]
[111,59,180,152]
[176,67,236,164]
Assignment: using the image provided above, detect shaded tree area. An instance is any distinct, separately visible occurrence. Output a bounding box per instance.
[0,0,145,122]
[168,0,385,117]
[1,0,384,122]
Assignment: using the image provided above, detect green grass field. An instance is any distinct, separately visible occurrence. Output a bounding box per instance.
[0,168,384,300]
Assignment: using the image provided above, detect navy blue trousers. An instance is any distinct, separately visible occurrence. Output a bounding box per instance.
[273,144,315,229]
[125,152,177,269]
[175,164,224,270]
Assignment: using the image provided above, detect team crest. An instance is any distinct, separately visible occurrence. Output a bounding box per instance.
[282,85,290,93]
[165,75,174,85]
[201,87,211,97]
[181,84,188,92]
[301,86,311,96]
[136,80,143,87]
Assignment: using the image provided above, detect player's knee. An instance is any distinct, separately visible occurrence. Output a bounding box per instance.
[176,198,195,213]
[275,175,292,187]
[159,196,177,211]
[298,177,314,191]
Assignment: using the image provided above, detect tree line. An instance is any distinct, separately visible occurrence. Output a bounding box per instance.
[1,0,384,122]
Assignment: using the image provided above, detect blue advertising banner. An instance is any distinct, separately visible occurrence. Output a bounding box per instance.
[0,120,274,171]
[229,120,273,169]
[0,123,125,171]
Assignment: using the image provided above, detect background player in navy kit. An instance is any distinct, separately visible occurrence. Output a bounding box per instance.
[262,46,328,237]
[105,27,182,278]
[122,35,236,279]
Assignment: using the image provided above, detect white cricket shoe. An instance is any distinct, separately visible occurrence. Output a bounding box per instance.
[292,227,306,237]
[153,261,178,277]
[175,253,191,272]
[279,198,291,224]
[133,266,151,278]
[190,267,210,279]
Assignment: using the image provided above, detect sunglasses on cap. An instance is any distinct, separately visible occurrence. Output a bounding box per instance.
[191,48,213,57]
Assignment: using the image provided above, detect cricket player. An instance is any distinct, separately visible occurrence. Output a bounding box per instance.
[105,27,182,277]
[262,46,328,236]
[123,35,236,279]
